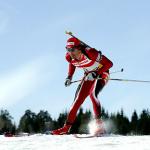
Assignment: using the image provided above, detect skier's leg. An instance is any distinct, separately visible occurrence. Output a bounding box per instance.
[51,80,94,135]
[89,72,109,119]
[89,72,109,135]
[66,80,94,124]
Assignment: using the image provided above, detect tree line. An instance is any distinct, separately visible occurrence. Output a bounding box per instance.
[0,107,150,135]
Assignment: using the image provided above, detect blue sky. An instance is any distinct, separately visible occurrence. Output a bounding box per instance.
[0,0,150,124]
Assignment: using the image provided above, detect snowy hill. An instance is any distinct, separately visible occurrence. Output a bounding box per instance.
[0,134,150,150]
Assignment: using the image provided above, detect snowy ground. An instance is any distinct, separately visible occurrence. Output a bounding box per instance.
[0,134,150,150]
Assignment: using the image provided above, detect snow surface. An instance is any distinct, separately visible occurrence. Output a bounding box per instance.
[0,134,150,150]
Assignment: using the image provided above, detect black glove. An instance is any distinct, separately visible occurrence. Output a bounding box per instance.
[65,76,72,87]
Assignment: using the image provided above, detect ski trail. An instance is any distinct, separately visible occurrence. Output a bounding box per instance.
[0,134,150,150]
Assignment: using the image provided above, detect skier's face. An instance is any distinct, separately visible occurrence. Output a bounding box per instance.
[69,48,82,59]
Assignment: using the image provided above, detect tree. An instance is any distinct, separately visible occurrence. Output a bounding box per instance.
[101,107,109,119]
[56,111,68,128]
[130,110,138,134]
[138,109,150,135]
[0,109,15,134]
[115,109,130,135]
[36,110,53,133]
[18,109,37,133]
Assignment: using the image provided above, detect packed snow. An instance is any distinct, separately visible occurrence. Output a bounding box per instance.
[0,134,150,150]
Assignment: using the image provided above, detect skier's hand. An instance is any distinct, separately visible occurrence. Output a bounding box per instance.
[99,72,109,82]
[85,72,98,81]
[65,76,72,87]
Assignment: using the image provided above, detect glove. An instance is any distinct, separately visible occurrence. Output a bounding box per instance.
[85,72,98,81]
[65,76,72,87]
[99,72,109,82]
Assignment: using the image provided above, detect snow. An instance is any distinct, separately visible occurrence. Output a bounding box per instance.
[0,134,150,150]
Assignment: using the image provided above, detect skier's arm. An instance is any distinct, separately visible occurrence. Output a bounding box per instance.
[98,55,113,74]
[65,63,76,87]
[68,63,76,77]
[65,53,76,78]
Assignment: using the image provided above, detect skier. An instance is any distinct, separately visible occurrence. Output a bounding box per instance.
[51,37,113,135]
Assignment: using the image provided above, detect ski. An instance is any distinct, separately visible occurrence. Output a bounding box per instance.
[74,134,105,138]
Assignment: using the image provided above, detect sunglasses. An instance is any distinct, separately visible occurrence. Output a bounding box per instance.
[66,47,76,52]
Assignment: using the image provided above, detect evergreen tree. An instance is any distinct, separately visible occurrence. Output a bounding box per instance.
[57,111,68,128]
[115,109,130,135]
[36,110,53,133]
[1,107,150,135]
[18,109,37,133]
[101,107,109,119]
[138,109,150,135]
[130,110,138,134]
[0,109,15,134]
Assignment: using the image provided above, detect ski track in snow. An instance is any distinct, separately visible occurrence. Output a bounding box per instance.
[0,134,150,150]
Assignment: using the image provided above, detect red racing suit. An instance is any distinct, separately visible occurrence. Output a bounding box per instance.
[65,47,113,124]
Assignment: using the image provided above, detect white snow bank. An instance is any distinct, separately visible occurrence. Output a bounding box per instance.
[0,134,150,150]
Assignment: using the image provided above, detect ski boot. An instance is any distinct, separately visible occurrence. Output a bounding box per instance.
[94,119,106,136]
[50,123,71,135]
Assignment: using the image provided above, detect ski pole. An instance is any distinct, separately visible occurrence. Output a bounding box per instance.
[109,78,150,83]
[71,79,82,84]
[73,74,87,102]
[71,78,150,84]
[110,68,124,74]
[70,68,124,84]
